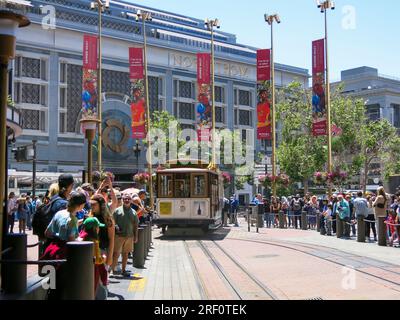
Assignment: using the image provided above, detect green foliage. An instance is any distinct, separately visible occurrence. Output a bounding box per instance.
[7,95,15,108]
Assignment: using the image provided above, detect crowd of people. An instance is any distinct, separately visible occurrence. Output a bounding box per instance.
[245,187,400,245]
[6,173,152,299]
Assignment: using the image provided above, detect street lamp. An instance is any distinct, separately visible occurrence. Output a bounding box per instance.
[264,13,281,198]
[90,0,110,172]
[133,141,142,172]
[0,8,30,275]
[80,118,99,184]
[316,0,335,197]
[204,18,220,170]
[134,9,154,210]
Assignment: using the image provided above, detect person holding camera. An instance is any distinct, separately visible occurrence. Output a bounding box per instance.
[111,194,138,277]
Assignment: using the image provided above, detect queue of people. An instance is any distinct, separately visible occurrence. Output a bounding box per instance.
[8,173,152,300]
[249,187,399,246]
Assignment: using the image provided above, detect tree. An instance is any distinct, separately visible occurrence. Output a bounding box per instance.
[276,81,367,192]
[359,119,400,194]
[276,81,326,193]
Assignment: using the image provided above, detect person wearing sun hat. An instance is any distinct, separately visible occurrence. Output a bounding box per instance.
[80,216,108,299]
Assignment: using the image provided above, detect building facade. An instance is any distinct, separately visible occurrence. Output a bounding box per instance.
[333,66,400,188]
[9,0,309,201]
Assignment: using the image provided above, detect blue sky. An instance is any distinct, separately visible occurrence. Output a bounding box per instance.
[127,0,400,81]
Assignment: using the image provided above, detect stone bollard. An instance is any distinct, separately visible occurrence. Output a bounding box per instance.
[316,212,321,232]
[301,211,308,230]
[64,241,94,300]
[378,217,387,247]
[142,224,150,257]
[336,214,343,238]
[145,222,151,253]
[133,228,145,268]
[278,211,285,229]
[357,216,366,243]
[1,234,27,295]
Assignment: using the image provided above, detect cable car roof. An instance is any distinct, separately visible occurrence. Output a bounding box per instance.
[157,168,219,174]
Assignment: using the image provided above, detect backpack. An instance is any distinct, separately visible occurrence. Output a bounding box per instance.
[293,199,301,211]
[32,196,64,238]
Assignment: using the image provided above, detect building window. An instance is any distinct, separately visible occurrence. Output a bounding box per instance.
[367,104,380,121]
[174,79,195,99]
[66,64,83,134]
[216,106,225,123]
[15,57,47,80]
[215,86,225,103]
[234,89,252,106]
[174,101,195,120]
[148,76,165,112]
[21,109,46,131]
[393,104,400,128]
[60,62,67,83]
[238,109,252,126]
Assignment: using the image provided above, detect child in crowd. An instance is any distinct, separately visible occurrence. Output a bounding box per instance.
[79,217,108,299]
[323,204,333,236]
[387,210,399,247]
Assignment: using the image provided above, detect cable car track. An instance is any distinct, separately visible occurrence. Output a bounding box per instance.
[225,237,400,290]
[190,240,278,300]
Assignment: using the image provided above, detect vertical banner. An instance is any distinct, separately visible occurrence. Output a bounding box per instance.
[256,49,271,140]
[312,39,327,136]
[196,53,212,142]
[129,47,146,139]
[81,35,98,121]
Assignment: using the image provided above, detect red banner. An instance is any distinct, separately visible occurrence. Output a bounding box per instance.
[81,35,98,124]
[83,35,98,70]
[257,49,271,82]
[196,53,212,142]
[129,47,144,80]
[312,39,327,136]
[129,47,146,139]
[257,49,271,140]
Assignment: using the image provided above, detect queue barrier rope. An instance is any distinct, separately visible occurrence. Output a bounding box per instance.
[0,247,13,256]
[0,259,67,265]
[26,241,44,249]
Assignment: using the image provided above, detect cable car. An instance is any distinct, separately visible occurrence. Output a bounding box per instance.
[154,160,224,233]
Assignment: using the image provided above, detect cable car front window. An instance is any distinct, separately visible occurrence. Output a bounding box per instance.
[174,174,190,198]
[159,174,173,198]
[192,174,207,197]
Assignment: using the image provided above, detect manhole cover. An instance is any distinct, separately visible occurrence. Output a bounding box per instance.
[254,254,279,259]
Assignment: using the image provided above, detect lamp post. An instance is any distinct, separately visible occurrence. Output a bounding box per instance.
[317,0,335,197]
[0,8,30,283]
[90,0,109,172]
[133,141,142,173]
[80,119,99,184]
[205,18,220,170]
[264,14,281,198]
[135,10,154,210]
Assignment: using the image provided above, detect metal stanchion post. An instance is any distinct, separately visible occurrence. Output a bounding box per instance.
[64,241,94,300]
[378,217,387,247]
[1,234,27,295]
[278,211,285,229]
[357,216,366,243]
[141,224,149,258]
[257,204,264,229]
[301,211,307,231]
[247,208,250,232]
[133,227,145,268]
[316,212,321,232]
[336,214,343,238]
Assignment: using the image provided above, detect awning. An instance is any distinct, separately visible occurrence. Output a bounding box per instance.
[8,170,82,185]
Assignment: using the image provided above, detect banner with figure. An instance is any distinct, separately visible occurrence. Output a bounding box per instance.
[312,39,327,136]
[129,47,146,139]
[256,49,271,140]
[196,53,212,142]
[81,35,98,121]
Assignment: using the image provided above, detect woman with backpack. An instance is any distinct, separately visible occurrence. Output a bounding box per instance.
[40,191,87,299]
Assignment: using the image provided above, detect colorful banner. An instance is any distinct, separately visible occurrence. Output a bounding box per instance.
[312,39,327,136]
[129,47,146,139]
[81,35,98,121]
[196,53,212,142]
[257,49,271,140]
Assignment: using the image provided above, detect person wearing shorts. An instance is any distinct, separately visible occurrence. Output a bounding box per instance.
[111,194,138,277]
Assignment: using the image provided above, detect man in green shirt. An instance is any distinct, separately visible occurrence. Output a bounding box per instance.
[111,194,138,277]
